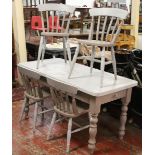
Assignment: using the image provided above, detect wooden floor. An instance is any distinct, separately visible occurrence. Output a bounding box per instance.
[12,87,142,155]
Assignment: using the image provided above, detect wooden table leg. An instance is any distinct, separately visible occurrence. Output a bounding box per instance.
[119,88,132,140]
[88,98,101,154]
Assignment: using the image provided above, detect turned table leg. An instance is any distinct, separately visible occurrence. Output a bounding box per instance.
[119,88,132,140]
[88,98,101,154]
[88,113,98,154]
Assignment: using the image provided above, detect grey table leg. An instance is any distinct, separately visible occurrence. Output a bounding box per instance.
[88,97,101,154]
[119,88,132,140]
[88,113,98,154]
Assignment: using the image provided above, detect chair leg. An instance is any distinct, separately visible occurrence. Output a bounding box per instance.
[66,118,72,153]
[19,96,28,122]
[68,44,80,78]
[36,36,44,69]
[47,112,57,140]
[90,46,95,75]
[100,47,105,88]
[33,102,38,133]
[36,30,40,36]
[40,101,45,122]
[111,47,117,80]
[66,37,72,66]
[63,37,67,63]
[41,36,46,62]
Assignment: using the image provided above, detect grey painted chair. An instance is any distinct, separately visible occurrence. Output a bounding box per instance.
[18,67,52,132]
[36,3,75,69]
[46,78,89,153]
[68,8,128,87]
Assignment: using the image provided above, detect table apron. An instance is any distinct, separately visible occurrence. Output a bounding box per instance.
[76,89,127,106]
[96,89,127,105]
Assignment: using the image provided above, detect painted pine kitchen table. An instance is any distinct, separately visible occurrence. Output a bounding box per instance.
[18,58,137,154]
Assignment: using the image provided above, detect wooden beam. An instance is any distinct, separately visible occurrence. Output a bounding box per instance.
[12,0,27,84]
[130,0,140,48]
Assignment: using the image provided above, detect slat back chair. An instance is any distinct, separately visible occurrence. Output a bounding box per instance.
[18,67,52,132]
[68,8,128,88]
[46,78,89,153]
[36,4,75,69]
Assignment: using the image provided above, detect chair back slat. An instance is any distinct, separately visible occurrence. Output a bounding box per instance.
[50,88,59,108]
[59,92,65,111]
[72,98,78,115]
[65,13,71,33]
[65,95,71,113]
[111,18,119,35]
[46,11,49,32]
[96,16,101,41]
[40,11,45,32]
[101,16,107,41]
[88,17,94,40]
[105,16,114,41]
[56,14,60,33]
[61,14,65,32]
[111,20,124,44]
[51,11,54,32]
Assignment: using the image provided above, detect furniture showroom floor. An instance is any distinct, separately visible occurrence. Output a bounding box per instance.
[13,87,141,155]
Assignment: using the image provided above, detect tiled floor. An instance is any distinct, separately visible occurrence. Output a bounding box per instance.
[12,87,142,155]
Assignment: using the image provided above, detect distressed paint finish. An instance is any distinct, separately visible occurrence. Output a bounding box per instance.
[18,58,137,154]
[119,88,132,140]
[36,4,76,69]
[68,8,128,87]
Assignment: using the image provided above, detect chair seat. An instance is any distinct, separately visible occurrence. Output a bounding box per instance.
[54,102,88,118]
[41,32,69,37]
[78,39,113,47]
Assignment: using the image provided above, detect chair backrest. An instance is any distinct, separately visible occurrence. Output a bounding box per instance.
[18,67,43,99]
[37,3,75,33]
[46,78,79,116]
[88,8,128,44]
[31,16,43,29]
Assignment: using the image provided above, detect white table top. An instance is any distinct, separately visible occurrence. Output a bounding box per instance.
[18,58,137,97]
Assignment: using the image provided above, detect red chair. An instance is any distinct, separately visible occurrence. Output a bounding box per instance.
[30,16,47,38]
[48,16,63,31]
[31,16,43,31]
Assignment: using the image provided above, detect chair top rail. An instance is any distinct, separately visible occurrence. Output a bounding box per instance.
[89,8,128,19]
[47,78,78,95]
[38,3,75,13]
